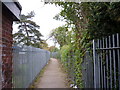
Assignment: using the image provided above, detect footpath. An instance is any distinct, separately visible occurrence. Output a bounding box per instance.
[35,58,69,88]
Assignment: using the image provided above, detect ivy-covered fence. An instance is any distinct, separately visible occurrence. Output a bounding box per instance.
[12,46,50,88]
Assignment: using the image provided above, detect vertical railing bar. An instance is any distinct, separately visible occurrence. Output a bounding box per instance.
[106,37,109,88]
[109,36,112,88]
[117,33,120,90]
[12,50,14,88]
[16,50,19,88]
[13,49,16,88]
[21,50,24,87]
[113,34,117,88]
[103,37,106,88]
[100,39,103,88]
[97,39,101,88]
[93,39,97,88]
[99,39,102,88]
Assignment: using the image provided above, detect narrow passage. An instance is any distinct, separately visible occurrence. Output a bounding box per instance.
[35,58,68,88]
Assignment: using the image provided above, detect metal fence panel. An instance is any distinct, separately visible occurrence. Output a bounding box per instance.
[83,33,120,89]
[82,51,94,88]
[93,33,120,89]
[12,46,50,88]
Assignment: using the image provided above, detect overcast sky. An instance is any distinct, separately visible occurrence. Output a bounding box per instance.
[13,0,66,47]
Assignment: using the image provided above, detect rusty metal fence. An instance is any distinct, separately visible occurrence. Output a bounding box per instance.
[12,46,50,88]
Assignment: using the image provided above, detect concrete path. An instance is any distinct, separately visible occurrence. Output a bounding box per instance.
[35,58,68,88]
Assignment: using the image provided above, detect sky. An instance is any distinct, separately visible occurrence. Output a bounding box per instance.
[13,0,66,47]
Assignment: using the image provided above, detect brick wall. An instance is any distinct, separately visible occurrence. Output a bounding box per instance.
[2,5,13,88]
[0,3,2,88]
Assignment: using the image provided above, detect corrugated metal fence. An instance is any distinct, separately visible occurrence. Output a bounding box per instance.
[83,33,120,89]
[12,46,50,88]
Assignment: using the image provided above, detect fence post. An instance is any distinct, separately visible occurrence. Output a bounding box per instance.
[93,39,97,88]
[117,33,120,90]
[93,39,100,88]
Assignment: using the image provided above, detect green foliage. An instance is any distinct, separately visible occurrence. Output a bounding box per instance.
[60,43,86,88]
[48,46,59,52]
[60,45,70,67]
[47,2,120,88]
[13,11,43,48]
[53,2,120,39]
[50,25,72,47]
[81,2,120,39]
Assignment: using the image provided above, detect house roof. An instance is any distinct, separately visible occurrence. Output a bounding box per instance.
[2,0,22,20]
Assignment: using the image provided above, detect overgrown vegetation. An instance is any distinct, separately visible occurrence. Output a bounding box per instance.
[49,2,120,88]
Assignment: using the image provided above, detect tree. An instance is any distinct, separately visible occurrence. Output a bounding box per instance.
[50,25,72,48]
[40,40,49,50]
[47,2,120,88]
[47,46,59,52]
[13,11,43,48]
[53,2,120,39]
[82,2,120,38]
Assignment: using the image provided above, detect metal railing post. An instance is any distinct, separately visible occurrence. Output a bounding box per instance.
[93,39,97,88]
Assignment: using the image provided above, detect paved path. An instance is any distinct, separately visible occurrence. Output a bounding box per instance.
[35,58,68,88]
